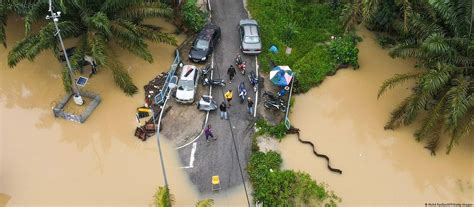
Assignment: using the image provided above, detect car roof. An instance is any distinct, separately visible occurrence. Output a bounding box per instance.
[240,19,258,26]
[243,25,259,36]
[180,65,197,81]
[197,24,220,41]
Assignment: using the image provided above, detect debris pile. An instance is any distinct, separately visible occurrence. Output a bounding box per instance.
[134,72,168,141]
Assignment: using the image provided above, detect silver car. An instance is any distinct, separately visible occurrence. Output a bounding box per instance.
[239,19,262,54]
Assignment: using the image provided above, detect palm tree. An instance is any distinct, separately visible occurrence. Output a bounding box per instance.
[152,187,214,207]
[377,0,473,154]
[389,0,473,68]
[7,0,177,95]
[0,0,38,47]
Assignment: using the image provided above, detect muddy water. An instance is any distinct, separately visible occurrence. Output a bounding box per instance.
[280,28,474,206]
[0,15,246,206]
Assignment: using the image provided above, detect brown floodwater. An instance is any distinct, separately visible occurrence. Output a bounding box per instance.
[280,28,474,206]
[0,15,248,206]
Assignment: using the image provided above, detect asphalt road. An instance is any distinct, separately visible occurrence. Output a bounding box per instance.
[176,0,256,197]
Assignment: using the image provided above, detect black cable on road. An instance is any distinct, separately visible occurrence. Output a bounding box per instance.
[214,64,251,207]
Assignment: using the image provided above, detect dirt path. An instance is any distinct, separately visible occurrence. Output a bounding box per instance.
[176,0,256,197]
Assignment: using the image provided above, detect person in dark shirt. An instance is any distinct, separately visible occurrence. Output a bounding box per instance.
[219,102,228,120]
[247,97,254,115]
[227,65,236,83]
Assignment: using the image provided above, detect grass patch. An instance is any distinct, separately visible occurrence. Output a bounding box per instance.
[248,151,341,206]
[255,119,288,140]
[248,0,343,92]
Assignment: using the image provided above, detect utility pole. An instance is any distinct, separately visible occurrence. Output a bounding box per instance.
[46,0,83,105]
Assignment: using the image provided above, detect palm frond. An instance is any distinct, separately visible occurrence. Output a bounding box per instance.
[394,0,413,32]
[118,2,173,19]
[446,112,473,154]
[61,66,73,93]
[136,24,177,45]
[385,97,410,130]
[361,0,381,23]
[0,2,7,47]
[90,12,112,37]
[86,32,107,66]
[406,13,443,40]
[415,95,446,141]
[388,39,421,58]
[418,63,454,96]
[195,199,214,207]
[429,0,467,36]
[378,72,424,99]
[110,21,153,62]
[24,1,48,35]
[420,33,455,57]
[444,76,471,135]
[341,0,362,32]
[106,57,138,95]
[101,0,142,13]
[152,186,174,207]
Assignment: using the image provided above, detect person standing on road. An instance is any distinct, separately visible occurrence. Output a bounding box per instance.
[224,90,233,107]
[227,65,236,83]
[247,97,254,115]
[219,102,228,120]
[204,124,214,142]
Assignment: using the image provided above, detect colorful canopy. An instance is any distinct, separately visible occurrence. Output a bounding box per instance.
[269,66,293,86]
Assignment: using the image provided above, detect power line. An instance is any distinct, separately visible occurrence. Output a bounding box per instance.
[215,64,251,207]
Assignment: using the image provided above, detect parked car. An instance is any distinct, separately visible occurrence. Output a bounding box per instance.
[239,19,262,54]
[176,65,199,103]
[188,24,221,63]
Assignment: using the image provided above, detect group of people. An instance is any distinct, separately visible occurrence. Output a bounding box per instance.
[203,64,255,142]
[204,96,254,142]
[219,92,253,120]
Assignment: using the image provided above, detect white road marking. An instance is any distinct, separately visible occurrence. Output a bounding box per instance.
[181,142,198,169]
[254,56,258,117]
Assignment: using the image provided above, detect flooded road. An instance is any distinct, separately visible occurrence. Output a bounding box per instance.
[279,28,474,206]
[0,15,247,206]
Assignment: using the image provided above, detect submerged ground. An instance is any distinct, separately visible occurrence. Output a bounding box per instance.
[0,13,472,207]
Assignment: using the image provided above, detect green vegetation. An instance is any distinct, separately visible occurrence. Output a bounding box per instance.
[248,0,351,92]
[153,187,214,207]
[344,0,473,154]
[255,119,288,140]
[3,0,177,95]
[247,151,340,206]
[180,0,208,32]
[153,186,174,207]
[329,35,360,69]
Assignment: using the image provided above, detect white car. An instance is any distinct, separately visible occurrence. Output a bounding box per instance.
[176,65,199,103]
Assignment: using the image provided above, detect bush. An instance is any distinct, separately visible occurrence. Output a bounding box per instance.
[375,33,397,48]
[293,45,336,93]
[248,0,345,92]
[329,35,359,69]
[180,0,207,32]
[247,151,341,206]
[255,119,288,140]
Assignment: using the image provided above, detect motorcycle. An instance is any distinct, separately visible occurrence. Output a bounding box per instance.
[203,77,226,87]
[262,91,284,103]
[264,99,287,112]
[197,95,217,111]
[200,64,225,87]
[248,71,258,92]
[201,64,211,77]
[238,81,247,104]
[235,54,246,75]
